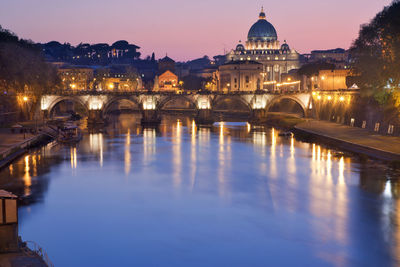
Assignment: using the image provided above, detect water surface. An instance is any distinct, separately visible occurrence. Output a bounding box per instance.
[1,114,399,267]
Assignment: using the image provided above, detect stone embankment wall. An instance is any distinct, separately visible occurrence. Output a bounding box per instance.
[312,90,400,136]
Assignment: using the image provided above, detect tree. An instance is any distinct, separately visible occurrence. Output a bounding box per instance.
[350,0,400,104]
[297,62,335,77]
[0,25,60,120]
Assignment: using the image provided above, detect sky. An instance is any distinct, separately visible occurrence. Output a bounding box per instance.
[0,0,393,61]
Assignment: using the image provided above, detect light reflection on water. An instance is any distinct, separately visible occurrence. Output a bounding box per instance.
[0,114,399,267]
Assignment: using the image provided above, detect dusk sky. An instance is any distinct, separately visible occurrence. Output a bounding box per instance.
[0,0,392,61]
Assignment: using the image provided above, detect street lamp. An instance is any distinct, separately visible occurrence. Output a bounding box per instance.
[22,96,29,126]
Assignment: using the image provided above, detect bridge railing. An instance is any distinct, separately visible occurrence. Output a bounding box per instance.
[47,88,313,97]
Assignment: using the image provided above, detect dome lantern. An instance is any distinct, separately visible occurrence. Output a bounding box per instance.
[259,7,266,20]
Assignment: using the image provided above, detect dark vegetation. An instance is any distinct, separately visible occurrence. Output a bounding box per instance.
[350,0,400,124]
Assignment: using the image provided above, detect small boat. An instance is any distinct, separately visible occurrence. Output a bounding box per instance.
[278,131,293,137]
[57,124,82,144]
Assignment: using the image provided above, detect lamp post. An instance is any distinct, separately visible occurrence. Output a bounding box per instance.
[22,96,29,139]
[23,96,28,120]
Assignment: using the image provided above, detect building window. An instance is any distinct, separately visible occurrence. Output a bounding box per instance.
[245,76,249,83]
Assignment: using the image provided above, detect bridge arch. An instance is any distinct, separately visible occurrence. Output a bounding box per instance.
[266,95,307,118]
[212,95,253,113]
[102,96,141,117]
[157,95,198,111]
[47,96,89,118]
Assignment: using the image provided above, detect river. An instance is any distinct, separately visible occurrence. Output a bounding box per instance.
[0,114,399,267]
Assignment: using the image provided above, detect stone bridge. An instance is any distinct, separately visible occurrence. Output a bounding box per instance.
[39,91,313,124]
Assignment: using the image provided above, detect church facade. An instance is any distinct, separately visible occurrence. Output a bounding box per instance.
[220,8,300,91]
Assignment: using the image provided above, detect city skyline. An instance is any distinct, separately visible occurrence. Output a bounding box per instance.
[0,0,393,61]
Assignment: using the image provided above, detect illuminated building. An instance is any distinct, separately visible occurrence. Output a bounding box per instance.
[307,48,350,69]
[317,69,350,90]
[156,70,179,91]
[226,7,300,85]
[217,61,263,92]
[58,67,94,90]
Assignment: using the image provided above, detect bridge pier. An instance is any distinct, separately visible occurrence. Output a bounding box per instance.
[141,110,161,126]
[195,109,214,125]
[88,110,104,125]
[42,110,49,120]
[250,109,268,124]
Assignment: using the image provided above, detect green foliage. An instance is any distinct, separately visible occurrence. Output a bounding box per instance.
[350,0,400,97]
[374,90,391,106]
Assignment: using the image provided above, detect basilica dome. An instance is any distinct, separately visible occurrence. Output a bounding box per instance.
[247,8,277,42]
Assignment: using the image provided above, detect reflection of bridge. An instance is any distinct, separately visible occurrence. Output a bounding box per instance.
[40,91,313,124]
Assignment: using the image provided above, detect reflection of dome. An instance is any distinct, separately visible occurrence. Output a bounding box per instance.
[248,8,277,42]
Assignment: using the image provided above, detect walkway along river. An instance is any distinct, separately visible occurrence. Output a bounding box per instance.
[0,114,399,267]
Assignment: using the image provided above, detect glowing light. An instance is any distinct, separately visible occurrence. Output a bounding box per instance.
[270,128,277,178]
[71,83,76,89]
[192,120,197,140]
[89,100,102,110]
[24,155,31,196]
[23,96,28,102]
[327,95,332,101]
[143,99,155,110]
[173,120,182,188]
[317,95,322,100]
[263,81,277,85]
[9,164,13,175]
[125,129,131,175]
[321,76,326,80]
[219,122,224,144]
[338,156,345,185]
[312,92,317,96]
[312,144,316,161]
[90,133,103,167]
[384,180,392,198]
[339,96,345,102]
[276,81,301,87]
[70,147,77,169]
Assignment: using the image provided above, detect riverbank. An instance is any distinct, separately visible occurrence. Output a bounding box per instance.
[293,120,400,162]
[0,251,48,267]
[0,129,50,170]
